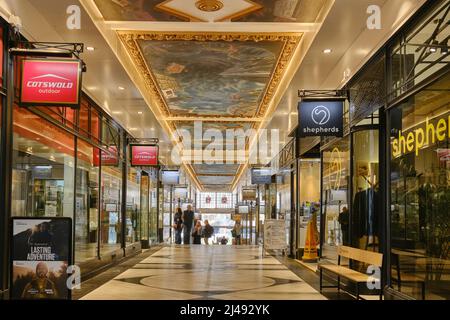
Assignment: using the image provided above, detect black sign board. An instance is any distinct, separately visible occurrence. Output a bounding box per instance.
[298,99,344,137]
[10,217,72,300]
[251,168,272,185]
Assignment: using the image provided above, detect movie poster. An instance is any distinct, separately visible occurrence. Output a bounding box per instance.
[11,218,72,300]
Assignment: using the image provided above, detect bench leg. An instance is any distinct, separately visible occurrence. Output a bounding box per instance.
[356,282,360,300]
[320,268,323,292]
[422,282,425,300]
[337,276,340,292]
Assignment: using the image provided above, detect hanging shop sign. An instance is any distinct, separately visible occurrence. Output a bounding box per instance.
[298,99,344,137]
[130,145,158,166]
[10,217,72,300]
[161,170,180,185]
[20,59,82,108]
[174,186,188,200]
[93,146,119,166]
[251,168,273,185]
[242,188,257,201]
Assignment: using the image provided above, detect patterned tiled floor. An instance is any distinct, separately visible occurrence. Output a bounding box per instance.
[80,245,327,300]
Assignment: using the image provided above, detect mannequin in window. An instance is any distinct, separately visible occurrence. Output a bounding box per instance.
[418,171,437,245]
[352,177,379,251]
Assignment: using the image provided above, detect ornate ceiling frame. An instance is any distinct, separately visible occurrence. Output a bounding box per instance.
[154,0,264,22]
[117,31,302,189]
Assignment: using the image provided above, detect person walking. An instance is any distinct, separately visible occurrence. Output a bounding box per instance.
[202,220,214,245]
[173,207,183,244]
[232,221,242,245]
[182,204,194,244]
[192,220,203,245]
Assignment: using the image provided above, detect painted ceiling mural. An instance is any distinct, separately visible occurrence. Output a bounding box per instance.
[93,0,327,22]
[138,40,283,117]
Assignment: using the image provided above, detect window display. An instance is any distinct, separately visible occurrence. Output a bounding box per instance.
[298,159,321,255]
[321,137,350,260]
[126,167,141,244]
[75,140,99,263]
[352,129,380,251]
[100,164,122,253]
[11,105,75,219]
[389,74,450,300]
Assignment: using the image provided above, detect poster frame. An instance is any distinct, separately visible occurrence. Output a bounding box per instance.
[9,216,73,300]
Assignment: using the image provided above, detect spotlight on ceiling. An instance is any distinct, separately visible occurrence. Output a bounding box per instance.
[430,40,439,53]
[441,40,449,55]
[323,48,332,54]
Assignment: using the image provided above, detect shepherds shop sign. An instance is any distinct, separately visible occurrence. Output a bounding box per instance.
[298,99,344,137]
[20,59,82,107]
[392,112,450,158]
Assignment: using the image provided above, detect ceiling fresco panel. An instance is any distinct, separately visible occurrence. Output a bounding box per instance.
[138,39,283,117]
[118,32,302,121]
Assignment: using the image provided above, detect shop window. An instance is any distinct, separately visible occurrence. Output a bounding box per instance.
[149,169,158,243]
[351,129,380,252]
[126,165,141,245]
[199,192,216,208]
[91,108,100,141]
[11,105,75,218]
[75,139,100,263]
[78,100,90,136]
[140,173,150,244]
[321,137,350,261]
[389,73,449,300]
[100,160,123,254]
[298,159,321,257]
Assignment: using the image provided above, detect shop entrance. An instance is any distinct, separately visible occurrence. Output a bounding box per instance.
[350,125,380,253]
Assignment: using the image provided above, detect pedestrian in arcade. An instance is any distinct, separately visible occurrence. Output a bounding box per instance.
[202,219,214,245]
[192,220,203,245]
[173,207,183,244]
[182,204,195,244]
[232,221,242,245]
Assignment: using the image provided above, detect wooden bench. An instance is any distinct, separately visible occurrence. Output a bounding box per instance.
[319,246,383,300]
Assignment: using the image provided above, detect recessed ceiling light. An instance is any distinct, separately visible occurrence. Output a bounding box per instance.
[112,111,123,115]
[150,127,155,131]
[129,128,137,131]
[430,40,439,53]
[323,49,332,54]
[86,46,95,51]
[137,111,143,115]
[118,86,125,90]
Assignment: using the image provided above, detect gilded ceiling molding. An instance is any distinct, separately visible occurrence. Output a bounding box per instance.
[119,33,171,117]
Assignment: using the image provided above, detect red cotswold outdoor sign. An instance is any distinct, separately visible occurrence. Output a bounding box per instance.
[131,145,158,166]
[20,59,82,107]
